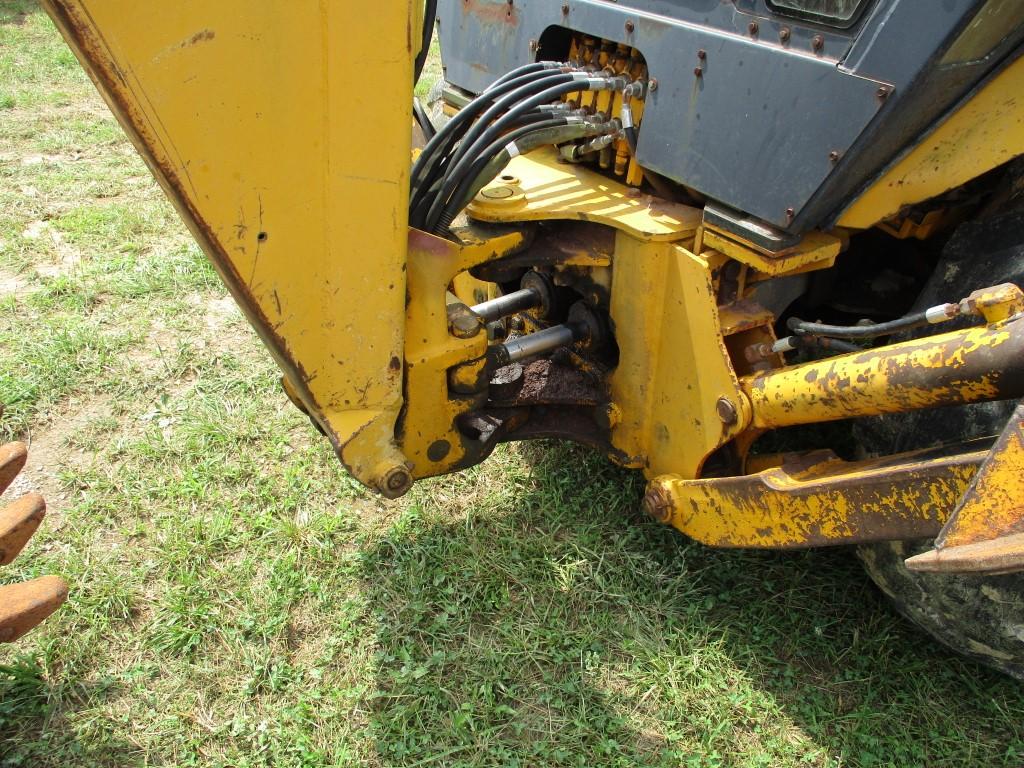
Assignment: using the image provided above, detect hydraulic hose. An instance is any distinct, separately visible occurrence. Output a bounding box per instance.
[410,69,572,212]
[411,70,561,201]
[411,111,558,229]
[436,119,615,234]
[441,72,584,175]
[425,77,619,231]
[484,61,562,93]
[787,302,960,340]
[412,69,570,183]
[413,0,438,85]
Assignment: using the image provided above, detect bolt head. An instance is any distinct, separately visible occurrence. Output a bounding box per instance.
[812,34,824,51]
[716,396,738,425]
[779,26,791,42]
[647,78,658,92]
[693,66,703,77]
[561,3,569,14]
[625,19,635,33]
[697,49,706,60]
[642,487,673,523]
[748,20,759,35]
[829,150,840,162]
[785,207,795,221]
[380,466,413,498]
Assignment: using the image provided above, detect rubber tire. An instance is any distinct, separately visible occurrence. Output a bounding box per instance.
[858,540,1024,679]
[854,194,1024,679]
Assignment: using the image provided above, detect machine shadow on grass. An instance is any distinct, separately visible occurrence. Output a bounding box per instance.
[0,653,134,766]
[361,441,1024,767]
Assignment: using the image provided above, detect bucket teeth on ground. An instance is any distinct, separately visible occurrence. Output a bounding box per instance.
[0,435,68,639]
[0,492,46,566]
[0,575,68,643]
[0,441,28,494]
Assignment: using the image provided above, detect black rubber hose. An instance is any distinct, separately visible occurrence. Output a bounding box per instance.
[425,78,606,231]
[440,118,616,231]
[483,62,556,93]
[796,335,862,354]
[432,118,573,233]
[413,0,438,85]
[413,73,579,223]
[411,111,553,229]
[409,70,569,211]
[787,311,932,340]
[441,73,582,181]
[412,97,435,141]
[411,69,567,188]
[411,71,560,201]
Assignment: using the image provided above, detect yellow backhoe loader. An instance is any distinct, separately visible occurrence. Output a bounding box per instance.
[10,0,1024,677]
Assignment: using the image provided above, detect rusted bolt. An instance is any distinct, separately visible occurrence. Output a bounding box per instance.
[716,396,738,425]
[380,466,413,498]
[693,66,703,77]
[812,34,824,52]
[448,303,482,339]
[744,342,772,364]
[829,150,840,163]
[748,20,759,36]
[529,39,539,53]
[625,19,635,33]
[648,78,658,92]
[697,49,706,60]
[785,207,795,222]
[877,85,892,100]
[779,26,791,43]
[561,3,569,14]
[642,486,673,523]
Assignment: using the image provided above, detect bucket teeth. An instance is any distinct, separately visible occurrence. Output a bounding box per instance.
[0,575,69,643]
[0,440,67,641]
[0,441,28,494]
[0,492,45,566]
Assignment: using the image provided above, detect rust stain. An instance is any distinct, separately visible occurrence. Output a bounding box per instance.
[461,0,520,25]
[180,28,215,48]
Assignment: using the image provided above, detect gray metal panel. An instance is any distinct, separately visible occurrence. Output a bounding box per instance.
[438,0,888,228]
[636,24,885,226]
[841,0,981,81]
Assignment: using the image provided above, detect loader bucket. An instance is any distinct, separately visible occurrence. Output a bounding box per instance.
[41,1,418,495]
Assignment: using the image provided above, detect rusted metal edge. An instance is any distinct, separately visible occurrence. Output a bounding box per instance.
[905,531,1024,575]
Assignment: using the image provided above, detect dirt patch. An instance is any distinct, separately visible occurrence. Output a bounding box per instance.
[1,393,116,528]
[21,218,83,277]
[0,267,31,298]
[205,293,242,331]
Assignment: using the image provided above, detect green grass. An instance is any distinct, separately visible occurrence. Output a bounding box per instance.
[1,3,1024,766]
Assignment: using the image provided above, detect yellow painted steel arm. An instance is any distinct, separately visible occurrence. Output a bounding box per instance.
[740,316,1024,430]
[42,1,417,494]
